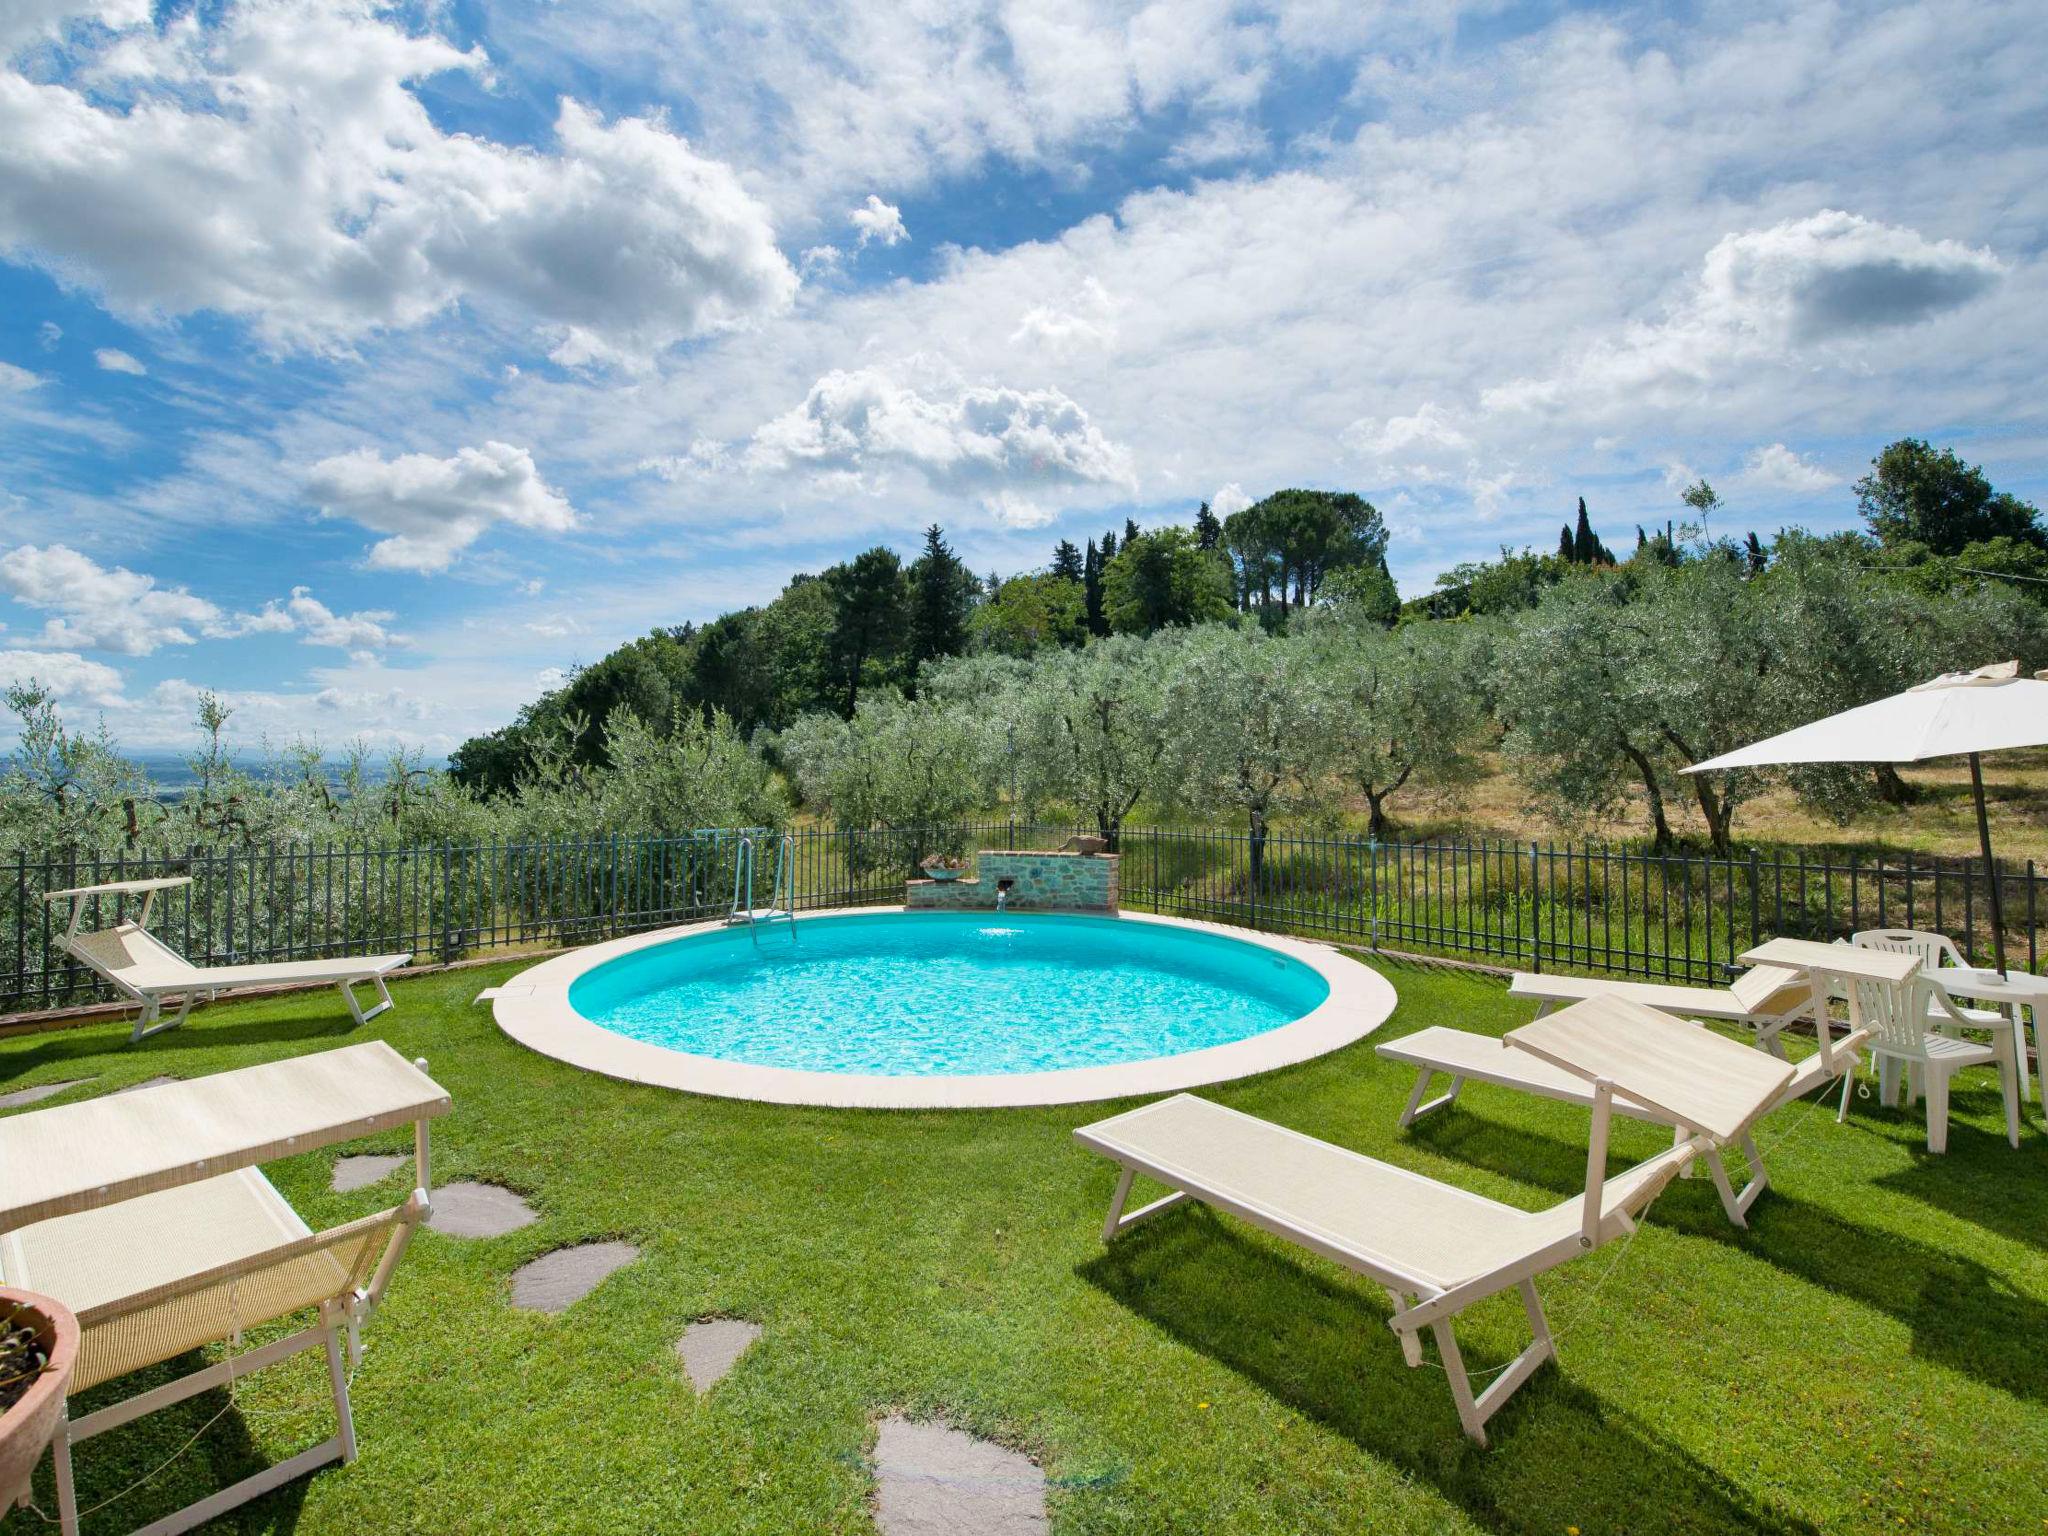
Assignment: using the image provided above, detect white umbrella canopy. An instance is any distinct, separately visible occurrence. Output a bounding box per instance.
[1685,661,2048,973]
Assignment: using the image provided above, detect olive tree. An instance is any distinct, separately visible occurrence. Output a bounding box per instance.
[1012,634,1173,849]
[1309,620,1487,837]
[1159,624,1332,884]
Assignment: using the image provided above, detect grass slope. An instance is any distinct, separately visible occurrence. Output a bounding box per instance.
[2,959,2045,1534]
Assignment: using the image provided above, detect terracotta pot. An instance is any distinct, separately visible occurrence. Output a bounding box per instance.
[0,1287,77,1512]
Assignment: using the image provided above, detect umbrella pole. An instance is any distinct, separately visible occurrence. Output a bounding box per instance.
[1969,751,2009,975]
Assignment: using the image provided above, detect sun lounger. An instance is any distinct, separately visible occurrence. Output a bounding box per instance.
[1077,996,1793,1445]
[1377,1018,1869,1225]
[44,877,410,1043]
[1506,962,1817,1055]
[0,1042,449,1535]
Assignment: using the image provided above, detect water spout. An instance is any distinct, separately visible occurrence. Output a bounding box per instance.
[995,877,1014,913]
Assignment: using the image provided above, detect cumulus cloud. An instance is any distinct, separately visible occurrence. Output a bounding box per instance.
[93,348,146,375]
[0,648,126,707]
[246,588,407,651]
[1487,211,2004,414]
[1010,278,1118,356]
[1344,403,1471,460]
[301,442,578,573]
[1739,442,1838,494]
[0,1,797,363]
[1209,483,1252,518]
[0,543,229,654]
[739,367,1135,520]
[849,194,908,247]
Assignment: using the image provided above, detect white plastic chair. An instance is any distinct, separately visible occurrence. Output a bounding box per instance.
[1839,969,2020,1152]
[1854,928,2029,1102]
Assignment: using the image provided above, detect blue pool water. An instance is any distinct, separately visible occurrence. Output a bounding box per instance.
[569,912,1331,1076]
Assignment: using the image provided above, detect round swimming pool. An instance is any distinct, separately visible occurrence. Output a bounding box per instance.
[493,908,1395,1108]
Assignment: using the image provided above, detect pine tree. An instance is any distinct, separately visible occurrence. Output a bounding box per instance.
[1193,501,1221,551]
[1744,530,1768,576]
[1124,517,1141,549]
[906,524,972,686]
[1101,529,1118,562]
[1050,539,1084,582]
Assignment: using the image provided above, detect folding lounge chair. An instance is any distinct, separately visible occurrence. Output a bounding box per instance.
[1376,1013,1869,1226]
[45,877,410,1043]
[1506,961,1816,1056]
[0,1042,450,1536]
[1077,997,1793,1445]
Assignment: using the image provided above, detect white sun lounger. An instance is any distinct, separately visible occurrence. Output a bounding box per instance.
[44,877,410,1043]
[1077,996,1793,1445]
[1506,962,1818,1055]
[0,1042,450,1536]
[1376,1017,1869,1226]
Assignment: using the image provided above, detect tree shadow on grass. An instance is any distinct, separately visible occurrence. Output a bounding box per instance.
[1402,1105,2048,1406]
[0,1008,360,1083]
[1079,1213,1816,1536]
[6,1351,311,1536]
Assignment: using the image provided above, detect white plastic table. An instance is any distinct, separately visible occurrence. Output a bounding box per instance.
[1937,967,2048,1103]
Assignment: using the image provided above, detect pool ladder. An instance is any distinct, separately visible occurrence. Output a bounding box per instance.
[727,833,795,927]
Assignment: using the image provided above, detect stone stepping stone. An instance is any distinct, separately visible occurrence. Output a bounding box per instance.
[331,1154,409,1193]
[426,1181,539,1238]
[676,1318,761,1392]
[113,1076,179,1095]
[872,1416,1047,1536]
[510,1241,640,1313]
[0,1078,93,1110]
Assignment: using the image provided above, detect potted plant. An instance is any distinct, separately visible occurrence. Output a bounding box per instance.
[919,853,970,881]
[0,1287,77,1512]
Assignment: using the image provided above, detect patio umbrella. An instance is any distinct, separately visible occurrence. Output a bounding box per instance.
[1685,661,2048,975]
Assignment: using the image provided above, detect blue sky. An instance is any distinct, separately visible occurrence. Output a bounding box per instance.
[1,0,2044,757]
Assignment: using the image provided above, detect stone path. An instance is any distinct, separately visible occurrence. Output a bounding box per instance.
[113,1075,179,1094]
[0,1078,93,1110]
[425,1181,539,1238]
[871,1417,1047,1536]
[331,1153,410,1192]
[676,1319,761,1392]
[510,1241,640,1313]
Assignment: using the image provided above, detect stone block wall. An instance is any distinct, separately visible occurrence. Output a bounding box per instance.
[905,851,1119,913]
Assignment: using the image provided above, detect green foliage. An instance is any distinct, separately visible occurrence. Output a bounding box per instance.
[906,524,975,683]
[1010,635,1174,847]
[1101,527,1234,634]
[1223,488,1387,618]
[969,573,1088,656]
[822,546,910,715]
[1310,621,1487,835]
[1856,437,2044,555]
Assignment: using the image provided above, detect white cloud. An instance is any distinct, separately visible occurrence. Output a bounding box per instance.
[800,244,845,276]
[246,587,406,651]
[0,362,41,392]
[739,366,1135,518]
[1209,483,1252,518]
[534,666,569,690]
[301,442,579,573]
[1345,403,1471,460]
[849,194,908,247]
[1009,277,1117,357]
[93,347,146,375]
[0,648,126,708]
[1739,442,1838,494]
[1487,211,2004,415]
[0,543,228,655]
[0,2,797,363]
[34,321,59,350]
[1165,117,1268,170]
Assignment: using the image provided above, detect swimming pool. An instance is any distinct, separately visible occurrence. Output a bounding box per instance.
[494,909,1395,1108]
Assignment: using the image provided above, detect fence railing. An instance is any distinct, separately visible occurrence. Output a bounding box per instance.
[4,822,2040,1017]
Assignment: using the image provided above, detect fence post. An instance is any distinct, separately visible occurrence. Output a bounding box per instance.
[1748,847,1761,951]
[1528,841,1542,973]
[439,842,456,964]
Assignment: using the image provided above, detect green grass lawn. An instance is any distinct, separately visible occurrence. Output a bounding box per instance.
[3,957,2046,1534]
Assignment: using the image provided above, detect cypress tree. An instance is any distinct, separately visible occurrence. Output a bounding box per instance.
[1124,517,1141,549]
[906,524,972,685]
[1101,529,1118,562]
[1573,498,1597,564]
[1193,501,1221,550]
[1082,539,1107,636]
[1050,539,1084,582]
[1558,525,1575,563]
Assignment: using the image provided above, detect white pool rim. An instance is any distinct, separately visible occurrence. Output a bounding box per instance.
[490,906,1397,1109]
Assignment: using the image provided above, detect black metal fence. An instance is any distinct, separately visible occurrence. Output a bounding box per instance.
[5,822,2041,1017]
